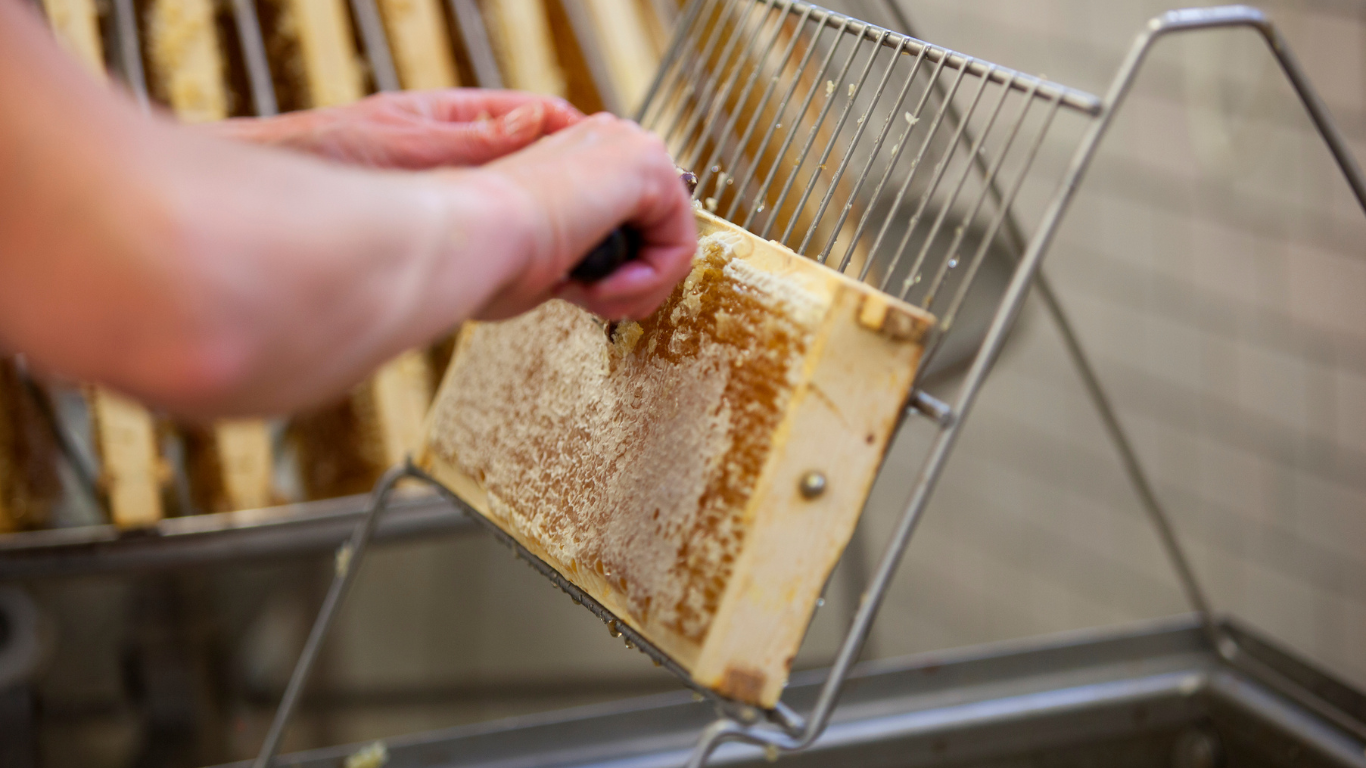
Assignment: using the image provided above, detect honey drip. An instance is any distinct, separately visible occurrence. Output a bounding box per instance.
[428,234,818,643]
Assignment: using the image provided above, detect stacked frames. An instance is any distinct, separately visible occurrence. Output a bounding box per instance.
[284,0,669,500]
[259,0,365,109]
[44,0,275,522]
[284,0,457,499]
[0,361,61,533]
[283,0,667,501]
[145,0,278,516]
[40,0,105,76]
[29,0,673,524]
[478,0,664,112]
[481,0,565,96]
[42,0,172,527]
[579,0,662,114]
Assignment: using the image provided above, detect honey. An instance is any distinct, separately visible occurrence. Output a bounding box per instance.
[0,360,60,532]
[427,233,819,644]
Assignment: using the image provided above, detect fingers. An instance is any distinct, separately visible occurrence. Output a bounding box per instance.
[395,89,584,131]
[562,175,698,319]
[215,90,586,170]
[571,118,697,320]
[473,113,697,321]
[357,90,586,168]
[397,101,550,168]
[555,248,694,321]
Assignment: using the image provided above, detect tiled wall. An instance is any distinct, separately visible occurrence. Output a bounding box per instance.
[851,0,1366,688]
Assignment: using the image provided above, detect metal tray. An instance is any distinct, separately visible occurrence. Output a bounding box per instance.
[216,616,1366,768]
[0,490,474,581]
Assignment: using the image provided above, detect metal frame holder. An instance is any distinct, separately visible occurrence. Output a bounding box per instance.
[250,5,1366,768]
[250,461,810,768]
[107,0,147,111]
[671,6,1366,767]
[230,0,278,116]
[448,0,503,89]
[348,0,400,92]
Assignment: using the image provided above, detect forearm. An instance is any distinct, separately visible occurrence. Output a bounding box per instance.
[1,0,692,418]
[136,142,529,415]
[7,135,524,416]
[0,2,522,416]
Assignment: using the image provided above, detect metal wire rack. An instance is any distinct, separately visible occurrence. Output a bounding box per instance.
[638,0,1100,369]
[211,2,1366,767]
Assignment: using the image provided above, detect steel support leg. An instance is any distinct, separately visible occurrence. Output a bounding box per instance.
[252,463,413,768]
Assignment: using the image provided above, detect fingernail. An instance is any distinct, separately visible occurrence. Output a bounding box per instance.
[592,263,655,300]
[501,103,543,138]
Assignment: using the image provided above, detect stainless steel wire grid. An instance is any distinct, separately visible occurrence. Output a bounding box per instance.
[247,3,1366,768]
[639,0,1097,347]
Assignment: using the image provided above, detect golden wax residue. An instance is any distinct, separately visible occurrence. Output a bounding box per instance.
[343,741,388,768]
[610,321,644,358]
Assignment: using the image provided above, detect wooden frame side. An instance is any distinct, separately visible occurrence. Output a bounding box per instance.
[44,12,169,528]
[146,0,230,122]
[693,277,926,705]
[480,0,565,96]
[371,349,433,466]
[686,213,928,705]
[41,0,105,76]
[582,0,660,114]
[90,389,165,528]
[377,0,459,89]
[214,420,276,510]
[184,420,276,513]
[290,0,365,107]
[636,0,672,56]
[0,360,61,533]
[192,419,275,512]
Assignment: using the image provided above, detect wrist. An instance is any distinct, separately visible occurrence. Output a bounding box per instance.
[202,111,315,151]
[462,166,545,290]
[401,166,544,325]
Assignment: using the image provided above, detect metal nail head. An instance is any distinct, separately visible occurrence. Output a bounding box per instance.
[799,471,827,499]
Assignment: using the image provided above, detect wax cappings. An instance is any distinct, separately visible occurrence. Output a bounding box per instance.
[428,233,820,644]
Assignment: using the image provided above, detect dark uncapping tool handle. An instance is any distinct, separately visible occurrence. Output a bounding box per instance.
[570,168,698,283]
[571,227,643,282]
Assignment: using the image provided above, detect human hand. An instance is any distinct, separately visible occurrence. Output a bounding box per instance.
[470,113,697,321]
[209,89,584,169]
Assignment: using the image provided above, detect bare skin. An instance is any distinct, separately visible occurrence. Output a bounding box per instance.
[0,0,696,419]
[206,90,586,170]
